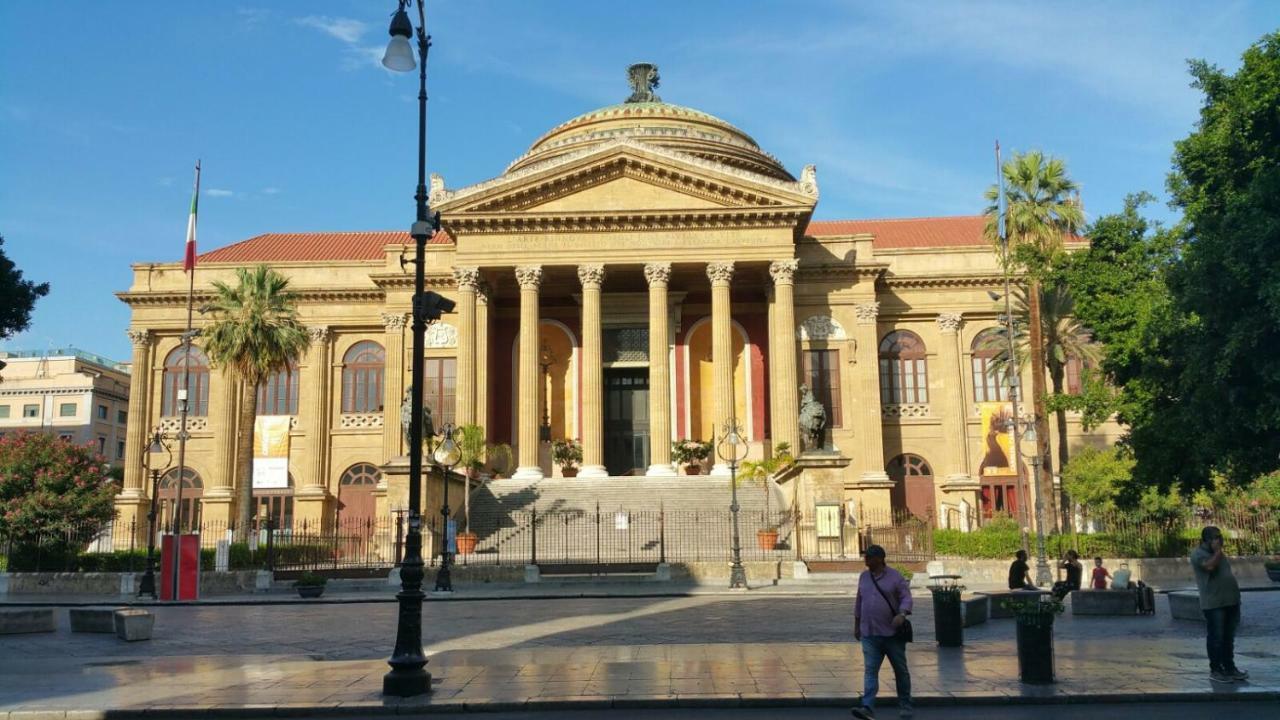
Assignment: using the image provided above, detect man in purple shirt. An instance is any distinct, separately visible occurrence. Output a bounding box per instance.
[852,544,913,719]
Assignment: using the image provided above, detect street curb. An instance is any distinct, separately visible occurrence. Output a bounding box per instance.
[4,690,1278,718]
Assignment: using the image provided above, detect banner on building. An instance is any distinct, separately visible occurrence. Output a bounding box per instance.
[253,415,291,489]
[977,402,1015,476]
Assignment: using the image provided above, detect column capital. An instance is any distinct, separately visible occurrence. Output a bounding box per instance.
[936,312,963,334]
[854,301,880,325]
[306,325,331,343]
[643,262,672,287]
[768,259,799,285]
[706,261,735,286]
[453,266,482,291]
[126,328,152,348]
[381,313,407,332]
[576,264,606,288]
[477,281,492,305]
[515,265,543,290]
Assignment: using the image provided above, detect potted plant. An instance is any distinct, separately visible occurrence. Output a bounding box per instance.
[551,438,583,478]
[1265,557,1280,583]
[487,442,513,479]
[740,442,793,550]
[293,571,327,599]
[455,424,487,555]
[1003,596,1064,683]
[929,576,965,647]
[672,439,712,475]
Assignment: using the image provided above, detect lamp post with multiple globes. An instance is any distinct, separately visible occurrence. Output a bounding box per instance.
[717,419,750,590]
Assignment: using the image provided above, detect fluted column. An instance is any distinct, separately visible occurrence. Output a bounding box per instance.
[578,264,608,478]
[297,326,331,527]
[475,284,491,437]
[514,266,544,480]
[381,313,407,460]
[707,261,735,476]
[769,260,801,453]
[203,371,238,527]
[645,262,675,476]
[852,301,892,485]
[121,329,153,497]
[936,312,977,493]
[454,268,481,426]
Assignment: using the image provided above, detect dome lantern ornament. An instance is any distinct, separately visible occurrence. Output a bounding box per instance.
[625,63,661,103]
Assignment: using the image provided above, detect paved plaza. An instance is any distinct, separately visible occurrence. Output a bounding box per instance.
[2,588,1278,717]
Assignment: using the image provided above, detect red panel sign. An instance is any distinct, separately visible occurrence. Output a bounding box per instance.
[159,534,201,600]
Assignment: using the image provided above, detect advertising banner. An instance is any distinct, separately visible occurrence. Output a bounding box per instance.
[253,415,291,489]
[977,402,1015,476]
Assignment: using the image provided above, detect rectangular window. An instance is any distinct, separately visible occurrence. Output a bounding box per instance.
[424,358,457,429]
[802,350,842,428]
[97,437,106,454]
[24,404,40,418]
[0,405,9,418]
[971,357,1009,403]
[60,403,78,417]
[257,368,299,415]
[97,404,108,420]
[117,440,126,459]
[117,409,128,424]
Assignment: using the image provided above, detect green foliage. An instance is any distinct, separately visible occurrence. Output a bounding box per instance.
[1061,446,1136,511]
[550,438,583,468]
[0,432,117,537]
[293,571,327,587]
[984,151,1086,278]
[486,443,513,477]
[0,234,50,340]
[672,439,712,464]
[454,424,487,473]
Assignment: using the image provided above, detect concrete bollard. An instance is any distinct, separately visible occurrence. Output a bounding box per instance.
[791,561,810,580]
[524,565,541,584]
[113,609,154,641]
[0,609,56,635]
[387,567,402,587]
[654,563,671,582]
[254,570,273,593]
[119,573,136,597]
[215,540,230,572]
[70,607,125,633]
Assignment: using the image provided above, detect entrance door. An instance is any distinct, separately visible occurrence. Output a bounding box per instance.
[603,369,649,476]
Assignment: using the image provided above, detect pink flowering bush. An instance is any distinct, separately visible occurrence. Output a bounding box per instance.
[0,431,118,538]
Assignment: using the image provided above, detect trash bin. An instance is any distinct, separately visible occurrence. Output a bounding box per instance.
[929,575,965,647]
[1013,603,1059,683]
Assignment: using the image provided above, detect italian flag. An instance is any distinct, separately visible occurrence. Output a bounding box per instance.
[183,160,201,273]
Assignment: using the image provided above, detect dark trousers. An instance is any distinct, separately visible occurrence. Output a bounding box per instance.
[1203,603,1241,672]
[860,636,912,711]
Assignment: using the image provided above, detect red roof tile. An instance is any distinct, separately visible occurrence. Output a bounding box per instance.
[197,230,450,264]
[806,216,991,249]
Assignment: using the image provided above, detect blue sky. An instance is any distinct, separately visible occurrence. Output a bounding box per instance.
[1,1,1274,362]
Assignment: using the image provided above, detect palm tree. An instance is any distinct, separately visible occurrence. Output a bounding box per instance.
[201,265,310,539]
[454,423,487,534]
[984,150,1084,528]
[978,284,1102,473]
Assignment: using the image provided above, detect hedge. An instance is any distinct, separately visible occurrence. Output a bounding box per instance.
[3,540,342,573]
[935,526,1204,559]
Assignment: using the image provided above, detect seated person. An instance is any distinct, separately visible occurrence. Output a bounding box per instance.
[1008,550,1039,590]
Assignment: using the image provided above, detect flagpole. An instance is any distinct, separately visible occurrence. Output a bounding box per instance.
[170,159,200,601]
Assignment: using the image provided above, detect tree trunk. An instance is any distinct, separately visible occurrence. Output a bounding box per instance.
[1049,362,1073,531]
[234,379,258,541]
[1025,279,1059,532]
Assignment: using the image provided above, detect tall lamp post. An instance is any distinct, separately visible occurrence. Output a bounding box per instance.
[433,423,460,592]
[717,419,750,589]
[139,429,172,599]
[1018,427,1053,587]
[381,0,456,698]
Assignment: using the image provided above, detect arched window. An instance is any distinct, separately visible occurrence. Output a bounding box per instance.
[971,329,1009,403]
[886,453,935,520]
[161,346,210,417]
[878,331,928,404]
[341,341,385,413]
[157,467,203,532]
[257,364,299,415]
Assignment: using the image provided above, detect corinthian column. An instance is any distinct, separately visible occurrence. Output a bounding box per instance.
[454,267,481,427]
[381,313,407,460]
[707,261,735,476]
[475,284,491,436]
[578,264,607,478]
[645,262,675,476]
[121,329,153,498]
[769,260,801,453]
[513,266,544,480]
[935,312,976,493]
[852,301,892,485]
[296,326,331,527]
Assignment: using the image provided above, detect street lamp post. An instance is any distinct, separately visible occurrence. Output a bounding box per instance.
[380,0,456,698]
[1027,454,1052,587]
[717,419,750,590]
[433,423,460,593]
[139,429,172,599]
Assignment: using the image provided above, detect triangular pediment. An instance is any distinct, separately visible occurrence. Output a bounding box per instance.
[434,139,818,216]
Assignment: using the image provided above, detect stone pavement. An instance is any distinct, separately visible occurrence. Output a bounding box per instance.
[1,590,1278,718]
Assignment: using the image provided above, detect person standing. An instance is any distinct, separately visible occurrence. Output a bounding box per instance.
[852,544,913,719]
[1191,526,1247,683]
[1091,557,1111,590]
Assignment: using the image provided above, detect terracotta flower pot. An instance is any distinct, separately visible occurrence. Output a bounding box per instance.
[561,467,579,478]
[684,464,701,476]
[756,529,779,551]
[456,531,479,555]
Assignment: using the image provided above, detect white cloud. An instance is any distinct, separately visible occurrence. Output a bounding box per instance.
[262,187,280,195]
[296,15,385,71]
[206,188,235,198]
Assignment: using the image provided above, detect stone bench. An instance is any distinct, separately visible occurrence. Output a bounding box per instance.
[0,608,56,635]
[113,609,154,641]
[70,607,126,633]
[1168,591,1204,621]
[979,590,1052,618]
[1070,589,1139,615]
[961,594,989,627]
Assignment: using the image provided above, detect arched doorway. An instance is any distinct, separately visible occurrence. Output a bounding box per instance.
[157,468,203,532]
[886,454,936,522]
[337,463,381,529]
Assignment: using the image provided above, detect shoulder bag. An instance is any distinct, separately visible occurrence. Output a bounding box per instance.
[869,571,913,643]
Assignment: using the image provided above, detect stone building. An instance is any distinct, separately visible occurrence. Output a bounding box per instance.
[113,72,1120,540]
[0,348,132,461]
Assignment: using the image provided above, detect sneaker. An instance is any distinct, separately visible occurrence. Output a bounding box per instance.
[1210,670,1235,683]
[1226,668,1249,681]
[850,707,876,720]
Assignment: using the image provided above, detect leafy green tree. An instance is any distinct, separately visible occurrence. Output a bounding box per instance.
[454,424,486,532]
[1060,446,1135,513]
[739,441,793,518]
[0,432,117,537]
[1164,31,1280,487]
[0,234,49,340]
[985,151,1085,526]
[200,266,309,537]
